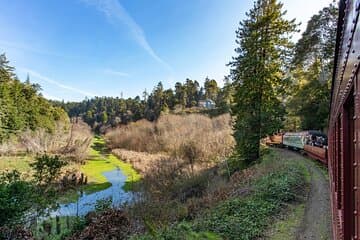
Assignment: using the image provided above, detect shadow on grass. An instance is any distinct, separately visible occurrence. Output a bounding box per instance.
[83,182,112,195]
[92,137,111,155]
[123,179,141,192]
[57,182,113,204]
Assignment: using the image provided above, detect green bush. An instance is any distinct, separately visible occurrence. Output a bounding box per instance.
[195,165,305,240]
[0,170,36,226]
[133,222,221,240]
[30,154,67,185]
[94,197,113,212]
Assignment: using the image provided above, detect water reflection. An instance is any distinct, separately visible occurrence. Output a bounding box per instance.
[52,169,132,216]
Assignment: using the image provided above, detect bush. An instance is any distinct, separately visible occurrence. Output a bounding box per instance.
[0,119,92,163]
[30,154,67,185]
[94,197,113,213]
[106,114,234,171]
[68,209,132,240]
[133,222,221,240]
[194,164,305,240]
[0,170,36,226]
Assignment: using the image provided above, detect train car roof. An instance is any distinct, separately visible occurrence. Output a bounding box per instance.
[284,131,327,138]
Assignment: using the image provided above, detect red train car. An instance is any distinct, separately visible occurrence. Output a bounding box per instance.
[304,145,327,165]
[328,0,360,239]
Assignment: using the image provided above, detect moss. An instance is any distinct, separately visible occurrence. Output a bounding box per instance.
[80,136,141,191]
[58,136,140,204]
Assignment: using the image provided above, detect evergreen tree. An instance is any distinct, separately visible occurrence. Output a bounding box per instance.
[204,77,219,101]
[216,76,234,114]
[174,82,186,107]
[229,0,297,165]
[286,3,337,131]
[0,53,67,142]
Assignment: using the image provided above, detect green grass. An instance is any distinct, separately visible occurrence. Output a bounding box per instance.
[58,136,141,203]
[268,203,305,240]
[81,136,141,193]
[265,154,311,240]
[0,155,33,173]
[0,137,140,204]
[33,215,85,240]
[195,166,306,240]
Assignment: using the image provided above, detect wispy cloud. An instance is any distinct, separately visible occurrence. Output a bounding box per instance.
[0,40,77,59]
[82,0,172,70]
[21,68,96,97]
[103,68,130,77]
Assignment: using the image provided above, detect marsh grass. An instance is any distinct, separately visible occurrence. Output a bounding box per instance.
[80,137,140,193]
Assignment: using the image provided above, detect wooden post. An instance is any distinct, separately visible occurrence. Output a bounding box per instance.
[56,215,61,234]
[66,216,70,229]
[80,173,84,185]
[43,221,52,236]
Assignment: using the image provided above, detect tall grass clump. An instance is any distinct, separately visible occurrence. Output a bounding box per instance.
[105,113,235,227]
[106,113,234,169]
[0,118,92,163]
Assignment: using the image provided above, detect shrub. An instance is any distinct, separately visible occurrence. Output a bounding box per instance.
[30,154,67,185]
[0,119,92,163]
[112,149,168,174]
[133,222,221,240]
[94,197,113,213]
[68,209,132,240]
[106,120,156,152]
[106,114,234,171]
[194,164,306,240]
[0,170,36,226]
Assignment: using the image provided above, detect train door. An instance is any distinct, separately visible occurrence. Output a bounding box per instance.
[343,88,355,239]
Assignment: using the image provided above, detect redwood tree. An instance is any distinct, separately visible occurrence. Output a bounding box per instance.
[229,0,297,165]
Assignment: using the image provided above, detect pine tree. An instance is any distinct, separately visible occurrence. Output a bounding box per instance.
[204,77,219,101]
[229,0,297,165]
[286,3,337,131]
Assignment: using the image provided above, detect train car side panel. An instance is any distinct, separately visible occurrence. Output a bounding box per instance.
[329,0,360,239]
[303,145,327,164]
[282,132,306,149]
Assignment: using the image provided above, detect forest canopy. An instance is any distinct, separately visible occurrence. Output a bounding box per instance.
[52,77,233,131]
[0,54,67,143]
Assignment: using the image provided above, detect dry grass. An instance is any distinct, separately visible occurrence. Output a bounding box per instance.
[59,119,93,162]
[0,118,92,163]
[112,149,168,174]
[105,114,235,226]
[106,119,156,152]
[106,113,234,170]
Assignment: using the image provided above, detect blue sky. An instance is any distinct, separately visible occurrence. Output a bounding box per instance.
[0,0,333,101]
